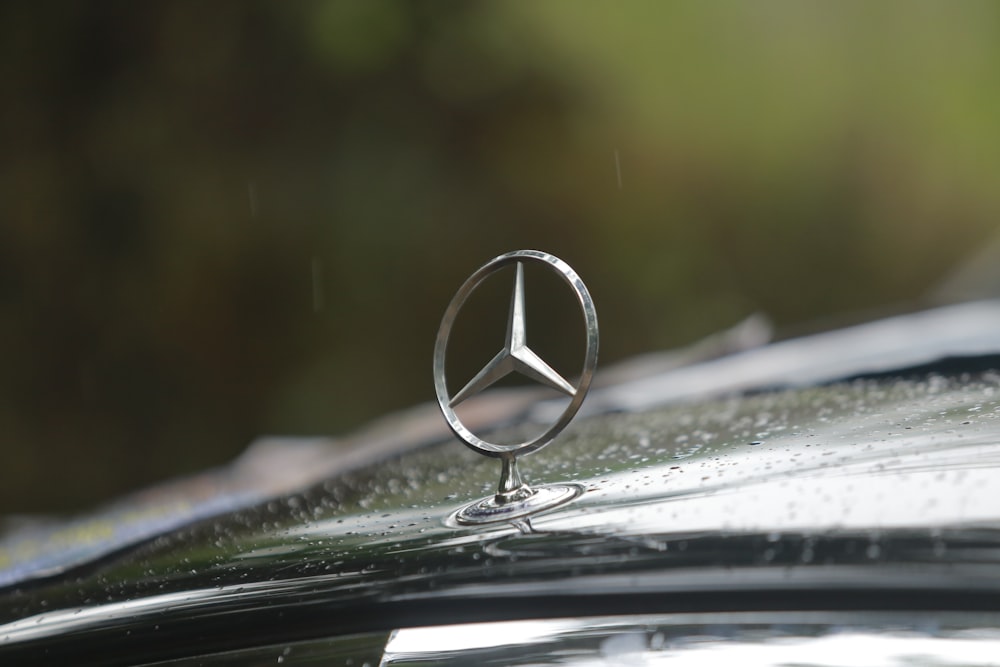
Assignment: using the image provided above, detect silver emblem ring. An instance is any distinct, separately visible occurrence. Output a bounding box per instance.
[433,250,599,458]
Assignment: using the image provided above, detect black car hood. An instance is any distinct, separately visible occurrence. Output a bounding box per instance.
[2,301,1000,665]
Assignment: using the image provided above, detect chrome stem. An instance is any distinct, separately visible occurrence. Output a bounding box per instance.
[495,455,534,505]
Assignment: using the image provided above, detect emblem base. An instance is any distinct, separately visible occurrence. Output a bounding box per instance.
[451,483,582,526]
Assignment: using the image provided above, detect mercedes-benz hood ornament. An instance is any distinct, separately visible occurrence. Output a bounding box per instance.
[434,249,598,524]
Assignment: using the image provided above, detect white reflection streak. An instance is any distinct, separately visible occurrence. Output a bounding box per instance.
[0,589,216,643]
[0,576,336,644]
[383,620,1000,667]
[384,618,584,653]
[624,633,1000,667]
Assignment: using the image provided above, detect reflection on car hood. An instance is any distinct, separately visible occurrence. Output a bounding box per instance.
[2,301,1000,665]
[379,612,1000,667]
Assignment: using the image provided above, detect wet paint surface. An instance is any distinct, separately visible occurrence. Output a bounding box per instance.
[2,372,1000,665]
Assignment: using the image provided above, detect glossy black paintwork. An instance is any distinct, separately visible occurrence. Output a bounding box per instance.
[2,365,1000,664]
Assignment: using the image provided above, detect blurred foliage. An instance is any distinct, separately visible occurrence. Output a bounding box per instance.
[2,1,999,513]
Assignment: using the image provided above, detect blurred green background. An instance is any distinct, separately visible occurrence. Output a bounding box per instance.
[3,1,1000,514]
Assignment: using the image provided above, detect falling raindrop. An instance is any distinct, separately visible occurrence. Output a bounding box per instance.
[311,258,325,313]
[614,149,623,190]
[247,181,258,218]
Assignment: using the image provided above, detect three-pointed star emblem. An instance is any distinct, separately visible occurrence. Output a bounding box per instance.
[449,262,576,407]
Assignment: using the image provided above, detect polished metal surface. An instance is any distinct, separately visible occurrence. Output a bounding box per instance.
[447,482,583,526]
[381,612,1000,666]
[110,612,1000,666]
[3,310,1000,665]
[7,372,1000,660]
[434,250,599,457]
[433,250,598,523]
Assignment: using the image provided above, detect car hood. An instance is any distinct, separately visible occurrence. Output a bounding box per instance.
[2,301,1000,664]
